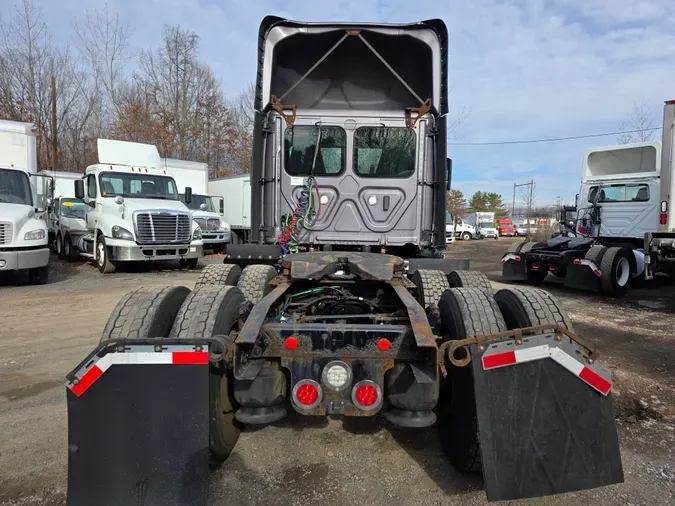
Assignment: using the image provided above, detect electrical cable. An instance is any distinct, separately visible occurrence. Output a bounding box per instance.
[448,127,662,146]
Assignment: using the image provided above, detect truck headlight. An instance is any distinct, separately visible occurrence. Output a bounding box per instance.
[24,229,46,240]
[112,226,134,240]
[192,227,202,240]
[220,221,230,231]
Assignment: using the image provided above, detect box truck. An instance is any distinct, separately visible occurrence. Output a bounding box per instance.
[208,174,251,244]
[0,120,50,283]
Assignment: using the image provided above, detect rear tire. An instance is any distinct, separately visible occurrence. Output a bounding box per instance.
[195,264,242,287]
[170,286,246,463]
[179,258,199,270]
[447,270,492,295]
[411,269,450,309]
[520,241,538,253]
[494,286,574,331]
[600,247,632,296]
[526,268,547,284]
[436,288,507,474]
[100,285,191,342]
[461,232,472,241]
[237,264,278,303]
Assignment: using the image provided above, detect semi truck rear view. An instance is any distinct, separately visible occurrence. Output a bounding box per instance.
[65,17,623,505]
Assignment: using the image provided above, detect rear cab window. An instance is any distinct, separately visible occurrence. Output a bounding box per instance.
[588,184,649,203]
[354,127,416,178]
[284,125,346,176]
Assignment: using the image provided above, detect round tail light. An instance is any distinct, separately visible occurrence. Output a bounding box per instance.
[351,380,382,412]
[292,379,322,409]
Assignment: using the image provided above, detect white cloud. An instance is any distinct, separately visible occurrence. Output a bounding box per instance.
[30,0,675,204]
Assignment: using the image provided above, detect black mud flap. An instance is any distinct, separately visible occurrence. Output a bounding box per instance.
[564,262,600,292]
[471,342,623,501]
[66,342,210,506]
[501,255,526,281]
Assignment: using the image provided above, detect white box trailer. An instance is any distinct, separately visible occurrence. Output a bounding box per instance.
[162,158,231,252]
[208,174,251,244]
[0,120,50,283]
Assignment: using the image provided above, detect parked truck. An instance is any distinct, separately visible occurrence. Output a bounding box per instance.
[496,218,516,237]
[0,120,50,284]
[37,171,87,261]
[65,18,622,505]
[207,174,251,244]
[163,158,232,253]
[72,139,204,273]
[502,99,675,294]
[467,211,498,239]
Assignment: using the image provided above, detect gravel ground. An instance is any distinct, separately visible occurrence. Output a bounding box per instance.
[1,244,674,505]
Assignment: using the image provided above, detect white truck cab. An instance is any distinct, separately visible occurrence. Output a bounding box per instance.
[74,140,203,273]
[0,120,49,284]
[178,193,231,253]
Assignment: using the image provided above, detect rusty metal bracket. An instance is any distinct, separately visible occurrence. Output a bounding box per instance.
[437,324,598,377]
[236,282,292,344]
[390,285,437,348]
[405,99,432,128]
[346,29,361,36]
[270,95,296,127]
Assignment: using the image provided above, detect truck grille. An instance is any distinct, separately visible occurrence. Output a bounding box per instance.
[194,218,221,231]
[134,211,191,244]
[0,222,12,245]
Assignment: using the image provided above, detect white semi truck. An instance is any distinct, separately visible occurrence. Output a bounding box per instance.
[0,120,50,284]
[208,174,251,244]
[163,158,231,253]
[38,170,87,261]
[73,139,203,273]
[502,99,675,294]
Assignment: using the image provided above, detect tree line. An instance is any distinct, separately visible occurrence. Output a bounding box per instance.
[0,0,253,175]
[446,189,509,219]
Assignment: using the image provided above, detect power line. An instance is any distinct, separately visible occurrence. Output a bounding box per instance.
[448,127,662,146]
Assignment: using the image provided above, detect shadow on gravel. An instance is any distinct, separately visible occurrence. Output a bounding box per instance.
[387,424,483,497]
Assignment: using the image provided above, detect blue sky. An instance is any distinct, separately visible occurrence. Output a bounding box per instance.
[22,0,675,206]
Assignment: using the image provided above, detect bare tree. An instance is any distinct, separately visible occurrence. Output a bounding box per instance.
[225,81,255,173]
[617,100,657,144]
[73,3,134,130]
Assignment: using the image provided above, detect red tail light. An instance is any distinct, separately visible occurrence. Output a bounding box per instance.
[284,336,298,349]
[351,380,382,412]
[660,213,667,225]
[293,380,322,409]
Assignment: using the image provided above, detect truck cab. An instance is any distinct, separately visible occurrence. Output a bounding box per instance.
[179,193,231,253]
[74,139,203,273]
[50,197,87,261]
[0,120,49,284]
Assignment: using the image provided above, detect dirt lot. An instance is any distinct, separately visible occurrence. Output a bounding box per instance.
[1,241,674,505]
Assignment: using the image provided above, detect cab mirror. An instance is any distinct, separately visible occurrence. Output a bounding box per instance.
[219,198,224,215]
[74,180,85,199]
[184,187,192,204]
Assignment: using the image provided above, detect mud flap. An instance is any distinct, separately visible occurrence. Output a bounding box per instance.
[501,255,526,281]
[66,342,210,506]
[564,262,600,292]
[471,338,623,501]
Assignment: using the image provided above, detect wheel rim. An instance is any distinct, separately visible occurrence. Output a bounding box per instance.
[616,257,630,286]
[98,243,105,267]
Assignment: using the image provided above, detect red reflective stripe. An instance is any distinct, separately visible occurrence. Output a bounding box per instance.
[70,365,104,397]
[483,351,516,369]
[172,351,208,365]
[579,367,612,395]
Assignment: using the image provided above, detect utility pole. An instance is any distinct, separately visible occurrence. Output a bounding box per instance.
[514,180,534,237]
[50,60,57,171]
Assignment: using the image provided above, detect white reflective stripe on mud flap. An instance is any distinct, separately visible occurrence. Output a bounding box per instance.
[549,347,584,376]
[514,344,551,364]
[501,254,521,264]
[108,352,174,366]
